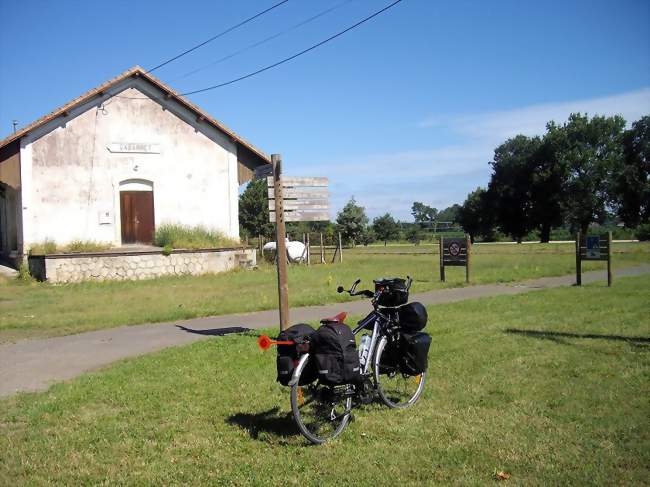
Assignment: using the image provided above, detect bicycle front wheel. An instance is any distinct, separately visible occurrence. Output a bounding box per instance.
[374,336,426,408]
[290,355,352,444]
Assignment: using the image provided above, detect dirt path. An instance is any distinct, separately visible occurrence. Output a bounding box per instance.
[1,265,648,398]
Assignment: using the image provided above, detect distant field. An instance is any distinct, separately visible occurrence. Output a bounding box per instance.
[0,242,648,343]
[1,275,648,485]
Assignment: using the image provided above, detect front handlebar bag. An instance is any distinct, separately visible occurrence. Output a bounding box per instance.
[311,322,361,385]
[397,302,428,332]
[400,331,432,375]
[374,278,409,307]
[276,323,317,386]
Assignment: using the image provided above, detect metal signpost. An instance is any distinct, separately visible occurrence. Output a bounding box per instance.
[575,231,612,286]
[267,164,330,330]
[439,235,471,283]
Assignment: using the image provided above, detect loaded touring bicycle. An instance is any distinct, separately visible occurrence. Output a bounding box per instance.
[258,276,432,444]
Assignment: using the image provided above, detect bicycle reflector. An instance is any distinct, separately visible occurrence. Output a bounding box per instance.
[257,335,294,351]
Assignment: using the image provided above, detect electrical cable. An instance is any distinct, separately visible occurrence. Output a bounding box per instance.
[181,0,403,95]
[172,0,355,83]
[114,0,403,100]
[147,0,290,73]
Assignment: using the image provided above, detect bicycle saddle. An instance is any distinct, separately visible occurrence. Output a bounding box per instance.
[320,311,347,324]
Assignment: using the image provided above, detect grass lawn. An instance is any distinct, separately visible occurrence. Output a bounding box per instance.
[1,275,648,485]
[0,242,648,343]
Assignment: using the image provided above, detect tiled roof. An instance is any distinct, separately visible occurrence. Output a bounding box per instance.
[0,65,270,164]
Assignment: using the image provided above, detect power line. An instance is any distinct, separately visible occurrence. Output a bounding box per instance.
[181,0,404,95]
[173,0,355,83]
[147,0,290,73]
[117,0,404,99]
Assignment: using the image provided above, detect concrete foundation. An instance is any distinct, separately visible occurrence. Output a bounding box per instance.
[28,248,256,283]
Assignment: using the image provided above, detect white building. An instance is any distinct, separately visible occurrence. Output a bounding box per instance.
[0,66,270,266]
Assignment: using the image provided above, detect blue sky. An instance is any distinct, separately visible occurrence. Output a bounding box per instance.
[1,0,649,220]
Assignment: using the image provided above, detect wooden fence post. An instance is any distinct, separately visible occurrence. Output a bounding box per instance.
[338,232,343,263]
[607,231,612,287]
[575,231,582,286]
[465,234,471,284]
[439,237,445,282]
[306,233,311,266]
[320,233,325,264]
[272,154,289,331]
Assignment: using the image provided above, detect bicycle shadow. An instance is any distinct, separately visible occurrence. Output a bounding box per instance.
[226,407,298,441]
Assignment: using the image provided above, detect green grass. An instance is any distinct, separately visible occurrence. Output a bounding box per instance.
[29,239,113,255]
[1,275,648,485]
[1,242,649,343]
[154,223,239,250]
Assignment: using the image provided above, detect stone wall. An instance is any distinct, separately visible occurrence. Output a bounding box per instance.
[28,248,256,283]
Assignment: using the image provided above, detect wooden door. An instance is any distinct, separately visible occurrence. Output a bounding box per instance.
[120,191,155,244]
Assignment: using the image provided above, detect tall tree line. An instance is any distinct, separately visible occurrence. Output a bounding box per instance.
[458,113,650,242]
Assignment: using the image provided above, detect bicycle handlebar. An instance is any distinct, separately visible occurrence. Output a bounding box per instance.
[338,276,412,299]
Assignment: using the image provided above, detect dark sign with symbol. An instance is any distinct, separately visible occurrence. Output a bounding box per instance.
[439,236,471,283]
[442,238,468,265]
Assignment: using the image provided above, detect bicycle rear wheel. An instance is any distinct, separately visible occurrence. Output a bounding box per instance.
[290,355,352,444]
[374,336,426,408]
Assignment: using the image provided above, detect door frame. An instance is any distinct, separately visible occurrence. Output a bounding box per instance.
[116,178,154,245]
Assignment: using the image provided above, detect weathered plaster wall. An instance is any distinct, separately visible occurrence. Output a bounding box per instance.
[23,78,240,250]
[29,248,256,283]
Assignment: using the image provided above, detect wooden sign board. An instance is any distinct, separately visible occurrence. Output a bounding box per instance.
[440,236,471,283]
[579,234,609,261]
[576,232,612,286]
[270,210,330,222]
[267,176,330,223]
[442,238,468,266]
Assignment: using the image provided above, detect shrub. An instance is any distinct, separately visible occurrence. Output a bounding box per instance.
[154,224,239,250]
[17,262,33,281]
[636,223,650,241]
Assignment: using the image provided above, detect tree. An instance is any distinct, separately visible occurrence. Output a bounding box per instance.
[488,135,541,243]
[336,197,368,246]
[457,187,496,243]
[611,116,650,227]
[238,178,274,239]
[372,213,401,245]
[528,132,568,242]
[405,225,424,245]
[548,113,626,235]
[358,227,377,246]
[411,202,438,225]
[437,204,461,224]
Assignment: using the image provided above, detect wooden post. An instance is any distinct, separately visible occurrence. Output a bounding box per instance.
[320,233,325,264]
[306,233,311,266]
[575,231,582,286]
[607,231,612,287]
[439,237,445,282]
[272,154,289,331]
[465,234,471,284]
[338,232,343,263]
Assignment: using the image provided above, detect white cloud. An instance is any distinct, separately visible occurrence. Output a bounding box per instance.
[419,87,650,140]
[304,88,650,221]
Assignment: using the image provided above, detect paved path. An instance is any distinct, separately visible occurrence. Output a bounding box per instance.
[1,265,649,398]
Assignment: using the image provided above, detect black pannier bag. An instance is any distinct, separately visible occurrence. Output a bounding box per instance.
[398,302,428,332]
[276,323,317,386]
[311,322,361,385]
[400,332,432,375]
[378,335,401,375]
[374,278,409,307]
